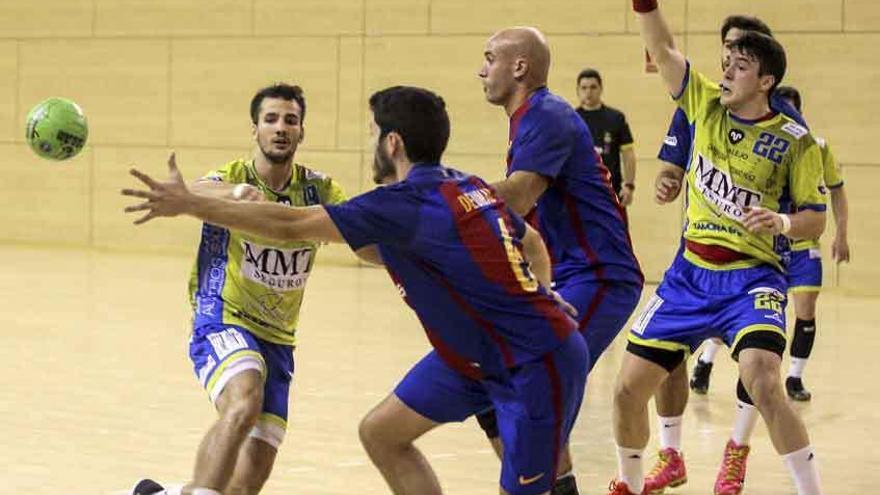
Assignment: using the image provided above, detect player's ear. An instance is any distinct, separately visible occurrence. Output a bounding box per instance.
[759,74,776,93]
[513,57,528,80]
[298,127,305,143]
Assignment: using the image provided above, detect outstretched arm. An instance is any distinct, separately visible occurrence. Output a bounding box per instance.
[122,153,345,244]
[633,0,688,96]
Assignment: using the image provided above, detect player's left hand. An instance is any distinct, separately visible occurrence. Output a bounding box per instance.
[122,152,192,225]
[832,234,850,263]
[742,206,783,235]
[619,187,634,207]
[549,289,579,318]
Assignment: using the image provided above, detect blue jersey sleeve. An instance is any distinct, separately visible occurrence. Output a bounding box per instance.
[657,108,691,168]
[770,93,809,128]
[324,185,418,250]
[508,111,574,180]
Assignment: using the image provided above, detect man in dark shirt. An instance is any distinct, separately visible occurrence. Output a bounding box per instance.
[575,68,637,208]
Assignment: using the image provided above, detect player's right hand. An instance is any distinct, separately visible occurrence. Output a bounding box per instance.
[232,183,265,202]
[655,176,681,203]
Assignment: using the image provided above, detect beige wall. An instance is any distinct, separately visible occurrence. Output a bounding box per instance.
[0,0,877,291]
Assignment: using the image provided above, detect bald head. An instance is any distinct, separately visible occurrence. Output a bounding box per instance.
[488,27,551,87]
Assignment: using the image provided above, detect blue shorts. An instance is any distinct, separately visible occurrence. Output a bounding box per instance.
[629,254,787,355]
[787,247,822,292]
[394,333,588,495]
[555,277,641,370]
[190,323,294,448]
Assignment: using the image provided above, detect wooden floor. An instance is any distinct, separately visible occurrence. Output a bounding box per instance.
[0,244,877,495]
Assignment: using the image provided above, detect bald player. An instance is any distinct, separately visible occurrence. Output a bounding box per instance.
[477,27,644,495]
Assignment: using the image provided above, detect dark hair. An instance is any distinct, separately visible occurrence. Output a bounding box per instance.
[728,31,787,93]
[250,83,306,125]
[368,86,450,163]
[577,68,602,86]
[721,15,773,41]
[775,86,802,113]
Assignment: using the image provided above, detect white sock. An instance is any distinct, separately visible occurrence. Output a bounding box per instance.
[730,400,759,446]
[783,445,822,495]
[700,340,722,364]
[658,415,683,452]
[190,489,221,495]
[616,445,645,493]
[789,357,808,378]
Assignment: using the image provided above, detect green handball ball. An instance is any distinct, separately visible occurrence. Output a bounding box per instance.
[25,98,89,161]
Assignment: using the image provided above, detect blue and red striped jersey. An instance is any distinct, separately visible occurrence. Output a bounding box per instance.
[507,87,643,286]
[324,163,578,380]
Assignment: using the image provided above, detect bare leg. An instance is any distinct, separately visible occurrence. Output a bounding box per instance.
[226,436,278,495]
[737,348,808,453]
[654,361,688,417]
[190,370,264,491]
[359,393,442,495]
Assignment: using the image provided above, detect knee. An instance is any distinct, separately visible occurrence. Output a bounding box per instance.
[221,392,263,435]
[740,362,785,410]
[358,411,391,454]
[614,376,649,411]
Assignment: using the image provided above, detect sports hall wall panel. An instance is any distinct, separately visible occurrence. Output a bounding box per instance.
[845,0,880,30]
[362,35,509,157]
[254,0,365,36]
[337,37,367,151]
[365,0,431,34]
[0,144,91,245]
[0,0,876,290]
[687,0,844,32]
[18,39,170,146]
[93,0,253,37]
[430,0,625,34]
[836,166,880,294]
[169,38,339,150]
[0,0,94,38]
[0,42,16,143]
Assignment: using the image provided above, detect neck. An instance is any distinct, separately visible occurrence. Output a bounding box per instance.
[728,95,772,121]
[253,153,293,191]
[395,160,414,182]
[504,84,542,117]
[580,101,602,111]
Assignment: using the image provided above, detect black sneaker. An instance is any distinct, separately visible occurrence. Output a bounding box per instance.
[132,479,164,495]
[786,376,812,401]
[689,360,713,394]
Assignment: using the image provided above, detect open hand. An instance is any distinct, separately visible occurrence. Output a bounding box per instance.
[121,152,192,225]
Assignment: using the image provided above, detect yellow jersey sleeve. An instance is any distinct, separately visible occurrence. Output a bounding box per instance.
[789,140,827,213]
[323,178,348,205]
[818,138,843,188]
[675,63,721,123]
[203,159,249,183]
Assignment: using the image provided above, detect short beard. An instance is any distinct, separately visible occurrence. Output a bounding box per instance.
[258,142,294,165]
[372,147,396,185]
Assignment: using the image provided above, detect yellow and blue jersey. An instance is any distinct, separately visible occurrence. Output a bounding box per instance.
[188,159,347,346]
[674,64,827,270]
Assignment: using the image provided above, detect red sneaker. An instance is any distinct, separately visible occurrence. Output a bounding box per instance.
[714,439,750,495]
[643,448,687,494]
[607,479,645,495]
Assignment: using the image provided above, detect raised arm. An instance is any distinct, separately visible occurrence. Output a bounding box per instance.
[122,153,344,243]
[190,179,265,202]
[633,0,688,96]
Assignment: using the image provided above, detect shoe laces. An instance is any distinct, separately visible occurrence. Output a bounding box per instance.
[722,445,748,481]
[647,451,672,479]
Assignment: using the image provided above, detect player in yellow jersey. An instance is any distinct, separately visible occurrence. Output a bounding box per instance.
[132,84,346,495]
[774,86,850,401]
[606,1,826,494]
